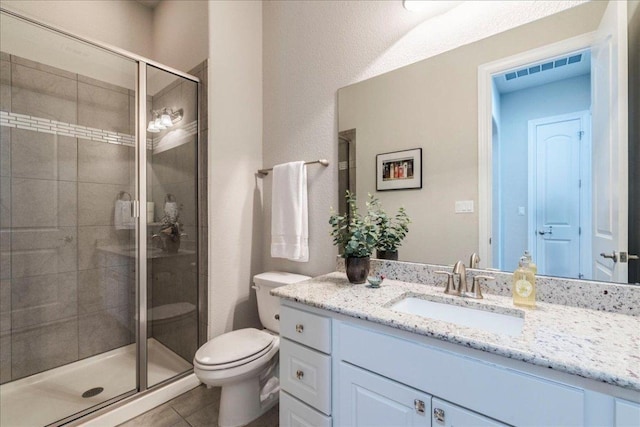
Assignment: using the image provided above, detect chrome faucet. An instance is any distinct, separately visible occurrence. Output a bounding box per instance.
[452,261,468,295]
[469,253,480,269]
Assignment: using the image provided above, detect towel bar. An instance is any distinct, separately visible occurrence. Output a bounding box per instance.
[257,159,329,176]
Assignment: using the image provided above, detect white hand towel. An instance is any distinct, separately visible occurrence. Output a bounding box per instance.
[115,200,135,230]
[271,161,309,262]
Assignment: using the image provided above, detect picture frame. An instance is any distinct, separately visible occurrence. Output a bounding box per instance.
[376,148,422,191]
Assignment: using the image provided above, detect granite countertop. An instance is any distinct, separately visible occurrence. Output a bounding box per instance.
[271,272,640,391]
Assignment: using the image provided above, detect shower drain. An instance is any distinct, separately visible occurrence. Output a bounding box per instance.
[82,387,104,398]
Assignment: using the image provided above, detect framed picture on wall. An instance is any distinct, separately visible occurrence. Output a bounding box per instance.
[376,148,422,191]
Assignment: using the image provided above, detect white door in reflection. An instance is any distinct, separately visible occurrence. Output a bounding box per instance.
[529,113,589,279]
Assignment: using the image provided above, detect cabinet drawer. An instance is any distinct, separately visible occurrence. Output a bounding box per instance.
[339,322,584,426]
[280,391,332,427]
[281,338,332,415]
[280,305,331,353]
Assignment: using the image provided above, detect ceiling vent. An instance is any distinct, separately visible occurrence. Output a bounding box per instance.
[505,54,583,81]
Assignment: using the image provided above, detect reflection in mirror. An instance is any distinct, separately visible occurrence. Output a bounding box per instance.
[338,1,639,284]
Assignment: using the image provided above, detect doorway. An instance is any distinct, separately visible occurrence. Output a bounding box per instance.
[338,129,357,214]
[490,49,592,276]
[528,111,591,279]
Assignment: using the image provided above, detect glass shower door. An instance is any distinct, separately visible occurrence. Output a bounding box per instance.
[144,64,199,388]
[0,11,139,426]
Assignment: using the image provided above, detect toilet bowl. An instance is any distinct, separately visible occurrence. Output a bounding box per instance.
[193,272,311,427]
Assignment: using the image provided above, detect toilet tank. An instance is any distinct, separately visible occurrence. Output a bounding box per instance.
[254,271,311,333]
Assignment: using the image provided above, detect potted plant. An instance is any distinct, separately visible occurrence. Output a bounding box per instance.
[371,199,410,261]
[329,191,378,284]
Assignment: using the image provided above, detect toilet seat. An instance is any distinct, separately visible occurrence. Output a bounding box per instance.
[194,328,276,371]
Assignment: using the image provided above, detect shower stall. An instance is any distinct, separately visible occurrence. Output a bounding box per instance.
[0,9,206,426]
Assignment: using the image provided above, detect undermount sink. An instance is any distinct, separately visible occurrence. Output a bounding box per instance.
[390,297,524,336]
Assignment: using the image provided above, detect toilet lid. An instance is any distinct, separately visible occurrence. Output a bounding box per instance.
[195,328,275,367]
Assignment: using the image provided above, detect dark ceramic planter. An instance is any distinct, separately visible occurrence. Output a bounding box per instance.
[376,250,398,261]
[345,256,370,284]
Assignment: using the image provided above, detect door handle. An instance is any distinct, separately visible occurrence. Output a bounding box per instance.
[620,252,639,263]
[600,251,618,262]
[538,226,553,235]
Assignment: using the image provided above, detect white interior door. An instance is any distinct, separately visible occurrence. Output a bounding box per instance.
[529,113,584,279]
[591,0,629,282]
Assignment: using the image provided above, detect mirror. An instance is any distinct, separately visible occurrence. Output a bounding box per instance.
[338,1,639,284]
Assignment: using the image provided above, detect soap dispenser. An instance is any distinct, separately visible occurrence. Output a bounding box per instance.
[523,250,537,274]
[513,256,536,308]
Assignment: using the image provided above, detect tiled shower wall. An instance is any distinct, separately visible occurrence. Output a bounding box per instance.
[0,52,136,383]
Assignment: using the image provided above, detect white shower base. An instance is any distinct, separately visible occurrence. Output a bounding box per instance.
[0,338,193,427]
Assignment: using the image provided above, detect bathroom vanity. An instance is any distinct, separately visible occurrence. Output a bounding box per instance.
[273,271,640,427]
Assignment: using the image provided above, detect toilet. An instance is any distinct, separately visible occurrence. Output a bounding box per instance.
[193,271,310,427]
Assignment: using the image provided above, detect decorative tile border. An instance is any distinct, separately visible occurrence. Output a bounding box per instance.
[0,110,136,146]
[0,110,198,151]
[337,257,640,316]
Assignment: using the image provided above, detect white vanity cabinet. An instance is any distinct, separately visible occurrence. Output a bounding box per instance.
[615,398,640,426]
[336,322,585,426]
[278,300,640,427]
[338,361,433,426]
[279,304,333,427]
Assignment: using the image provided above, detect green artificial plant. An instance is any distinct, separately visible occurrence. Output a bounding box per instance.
[329,191,379,258]
[370,198,411,252]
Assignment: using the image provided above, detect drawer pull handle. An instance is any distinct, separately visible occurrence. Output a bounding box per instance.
[433,407,445,424]
[295,324,304,333]
[296,370,304,380]
[274,314,280,320]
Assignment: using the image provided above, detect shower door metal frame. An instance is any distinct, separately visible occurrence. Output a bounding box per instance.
[0,7,201,426]
[136,62,149,392]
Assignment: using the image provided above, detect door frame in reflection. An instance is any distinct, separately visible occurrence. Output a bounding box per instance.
[478,2,629,283]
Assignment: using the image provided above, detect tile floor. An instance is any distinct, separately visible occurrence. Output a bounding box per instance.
[118,385,279,427]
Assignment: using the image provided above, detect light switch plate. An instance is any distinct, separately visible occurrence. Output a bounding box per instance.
[518,206,525,216]
[455,200,474,213]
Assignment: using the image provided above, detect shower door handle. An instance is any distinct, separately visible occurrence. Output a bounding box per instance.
[132,200,140,218]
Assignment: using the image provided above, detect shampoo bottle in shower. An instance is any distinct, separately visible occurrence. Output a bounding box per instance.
[513,256,536,308]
